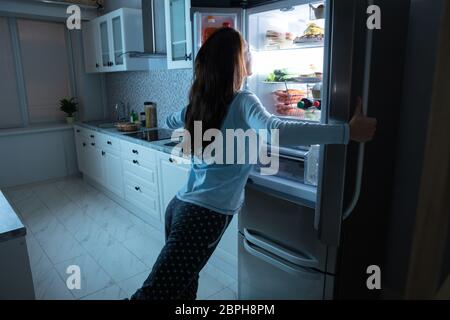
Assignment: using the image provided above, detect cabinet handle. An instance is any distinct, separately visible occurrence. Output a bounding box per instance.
[107,141,112,145]
[184,53,192,61]
[82,142,86,147]
[90,135,94,138]
[91,143,95,146]
[169,157,175,163]
[133,160,139,165]
[135,186,141,192]
[96,63,99,68]
[132,149,138,154]
[76,129,80,133]
[101,151,105,156]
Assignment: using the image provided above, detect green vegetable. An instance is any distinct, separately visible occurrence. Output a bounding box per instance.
[266,69,297,82]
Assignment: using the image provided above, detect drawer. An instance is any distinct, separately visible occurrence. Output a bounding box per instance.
[123,154,157,174]
[124,184,159,220]
[123,163,158,191]
[97,133,121,152]
[121,140,156,164]
[74,126,88,139]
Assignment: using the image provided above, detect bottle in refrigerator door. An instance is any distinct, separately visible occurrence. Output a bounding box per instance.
[304,145,320,186]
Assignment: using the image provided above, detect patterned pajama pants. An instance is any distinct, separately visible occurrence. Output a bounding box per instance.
[130,197,233,300]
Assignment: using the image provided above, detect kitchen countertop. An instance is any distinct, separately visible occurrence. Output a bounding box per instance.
[0,191,26,243]
[77,121,184,157]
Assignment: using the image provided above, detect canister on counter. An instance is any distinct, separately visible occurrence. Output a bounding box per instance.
[144,102,157,128]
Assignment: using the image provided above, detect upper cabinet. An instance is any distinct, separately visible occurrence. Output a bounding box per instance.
[164,0,193,69]
[82,8,147,73]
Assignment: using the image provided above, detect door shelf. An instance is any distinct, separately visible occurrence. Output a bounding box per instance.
[258,41,324,52]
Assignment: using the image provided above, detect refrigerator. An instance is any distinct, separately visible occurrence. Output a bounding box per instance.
[191,0,410,299]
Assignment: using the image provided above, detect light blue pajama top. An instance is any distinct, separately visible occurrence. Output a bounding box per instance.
[166,90,349,215]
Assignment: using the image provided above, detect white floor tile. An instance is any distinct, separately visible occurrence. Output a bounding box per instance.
[94,242,148,283]
[122,232,164,268]
[82,284,128,300]
[14,195,47,220]
[34,218,85,264]
[78,227,117,258]
[197,270,227,300]
[26,233,54,289]
[117,270,150,298]
[206,287,237,300]
[34,268,74,300]
[54,254,114,299]
[4,187,35,204]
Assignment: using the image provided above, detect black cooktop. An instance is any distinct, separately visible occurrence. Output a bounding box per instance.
[127,129,174,142]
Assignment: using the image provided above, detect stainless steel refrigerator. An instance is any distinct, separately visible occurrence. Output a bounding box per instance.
[191,0,410,299]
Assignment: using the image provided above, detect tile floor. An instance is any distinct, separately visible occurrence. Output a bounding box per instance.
[4,176,237,300]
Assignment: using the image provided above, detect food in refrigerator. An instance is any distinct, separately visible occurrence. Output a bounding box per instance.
[294,23,324,44]
[273,89,306,104]
[266,69,298,82]
[276,104,305,117]
[201,15,234,44]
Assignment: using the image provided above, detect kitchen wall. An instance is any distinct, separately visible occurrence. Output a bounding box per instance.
[105,69,192,128]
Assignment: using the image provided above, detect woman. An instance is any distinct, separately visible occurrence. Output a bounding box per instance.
[131,28,376,300]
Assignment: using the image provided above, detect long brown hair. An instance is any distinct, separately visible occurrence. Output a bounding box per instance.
[184,27,247,156]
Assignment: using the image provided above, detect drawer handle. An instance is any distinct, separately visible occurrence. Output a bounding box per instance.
[132,149,139,154]
[76,129,80,133]
[101,151,105,156]
[135,186,141,192]
[133,160,139,165]
[169,158,175,163]
[82,142,86,147]
[90,135,94,138]
[91,143,95,146]
[107,141,112,145]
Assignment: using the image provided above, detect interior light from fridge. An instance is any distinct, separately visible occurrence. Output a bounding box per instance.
[280,6,295,12]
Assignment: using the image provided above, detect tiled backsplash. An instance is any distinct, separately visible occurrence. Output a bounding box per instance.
[105,69,192,128]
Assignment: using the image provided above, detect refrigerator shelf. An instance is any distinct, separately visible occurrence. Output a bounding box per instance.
[263,78,322,84]
[256,42,325,52]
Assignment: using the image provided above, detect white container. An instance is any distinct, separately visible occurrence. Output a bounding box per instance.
[304,145,320,186]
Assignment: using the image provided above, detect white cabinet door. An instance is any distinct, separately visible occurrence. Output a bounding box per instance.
[158,152,190,215]
[86,143,104,184]
[74,126,88,173]
[165,0,193,69]
[82,21,101,73]
[98,16,112,69]
[103,150,124,197]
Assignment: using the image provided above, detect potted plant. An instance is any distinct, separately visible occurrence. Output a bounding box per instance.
[60,97,78,125]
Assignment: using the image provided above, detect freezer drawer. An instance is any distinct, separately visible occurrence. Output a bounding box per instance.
[240,184,328,271]
[238,233,325,300]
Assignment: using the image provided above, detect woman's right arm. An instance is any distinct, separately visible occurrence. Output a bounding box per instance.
[242,94,375,146]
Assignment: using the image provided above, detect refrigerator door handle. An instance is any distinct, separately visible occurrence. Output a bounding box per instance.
[243,238,320,278]
[342,1,373,221]
[244,229,318,268]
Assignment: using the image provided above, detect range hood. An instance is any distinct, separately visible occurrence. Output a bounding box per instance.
[128,0,166,58]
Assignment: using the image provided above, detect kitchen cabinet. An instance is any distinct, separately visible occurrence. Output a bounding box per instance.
[121,140,160,220]
[74,127,88,174]
[102,150,124,198]
[157,151,190,214]
[82,8,148,73]
[82,20,101,73]
[164,0,193,69]
[86,140,104,184]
